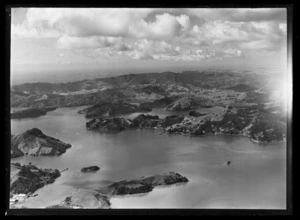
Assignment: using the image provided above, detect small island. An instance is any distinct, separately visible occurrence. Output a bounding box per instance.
[81,166,100,173]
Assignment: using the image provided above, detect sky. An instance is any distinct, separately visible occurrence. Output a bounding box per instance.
[10,8,288,83]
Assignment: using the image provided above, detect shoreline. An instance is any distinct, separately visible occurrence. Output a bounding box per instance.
[136,127,286,145]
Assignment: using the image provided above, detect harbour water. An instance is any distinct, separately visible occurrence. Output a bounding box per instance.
[10,107,287,209]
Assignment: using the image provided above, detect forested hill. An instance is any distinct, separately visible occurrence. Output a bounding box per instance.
[11,70,265,95]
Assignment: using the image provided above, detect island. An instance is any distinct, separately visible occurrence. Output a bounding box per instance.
[11,128,72,158]
[10,163,60,198]
[85,103,286,143]
[81,166,100,173]
[98,172,189,195]
[48,172,188,209]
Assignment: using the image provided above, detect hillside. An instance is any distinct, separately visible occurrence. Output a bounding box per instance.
[11,128,72,158]
[10,70,275,110]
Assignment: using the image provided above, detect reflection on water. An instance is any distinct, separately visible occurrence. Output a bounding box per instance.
[11,107,286,209]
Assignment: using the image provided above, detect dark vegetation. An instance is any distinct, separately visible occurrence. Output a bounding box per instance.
[10,163,60,195]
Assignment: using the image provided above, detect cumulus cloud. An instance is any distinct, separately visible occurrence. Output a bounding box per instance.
[188,8,286,22]
[57,35,124,49]
[176,14,191,31]
[11,22,61,38]
[12,8,154,38]
[128,13,189,39]
[11,8,287,62]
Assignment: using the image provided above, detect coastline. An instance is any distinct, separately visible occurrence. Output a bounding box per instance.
[133,126,286,145]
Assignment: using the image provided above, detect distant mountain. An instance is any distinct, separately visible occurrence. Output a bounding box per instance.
[10,70,276,110]
[11,71,247,94]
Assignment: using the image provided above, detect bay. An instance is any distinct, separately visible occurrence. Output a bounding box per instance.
[10,107,286,209]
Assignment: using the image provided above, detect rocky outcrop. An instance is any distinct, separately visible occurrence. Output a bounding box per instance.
[11,108,47,119]
[10,163,60,196]
[48,189,110,209]
[81,166,100,173]
[11,128,72,158]
[49,172,188,209]
[78,101,151,119]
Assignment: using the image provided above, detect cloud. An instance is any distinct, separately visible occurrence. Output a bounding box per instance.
[279,23,287,33]
[11,23,60,38]
[128,13,187,39]
[176,14,191,31]
[191,21,259,43]
[13,8,154,38]
[188,8,286,22]
[224,48,242,56]
[11,8,287,62]
[57,35,124,49]
[13,9,192,40]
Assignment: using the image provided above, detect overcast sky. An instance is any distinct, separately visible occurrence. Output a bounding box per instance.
[10,8,288,79]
